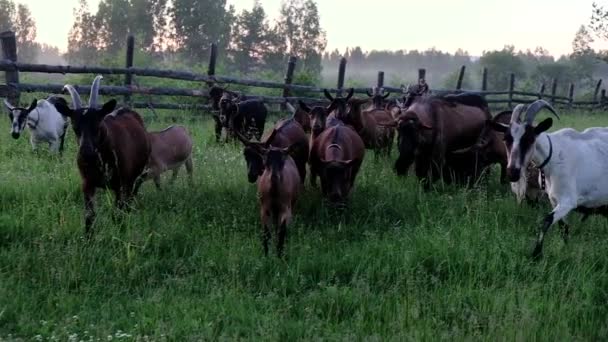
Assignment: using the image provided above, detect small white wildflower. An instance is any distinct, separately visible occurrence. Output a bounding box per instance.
[34,335,43,341]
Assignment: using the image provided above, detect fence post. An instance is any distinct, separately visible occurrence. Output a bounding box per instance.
[456,65,466,90]
[418,68,426,82]
[568,83,575,109]
[124,35,135,105]
[550,78,558,105]
[281,56,297,110]
[336,57,347,97]
[376,71,384,88]
[601,89,606,108]
[481,67,488,92]
[593,79,603,104]
[538,83,545,99]
[206,43,217,87]
[508,73,515,108]
[0,31,19,106]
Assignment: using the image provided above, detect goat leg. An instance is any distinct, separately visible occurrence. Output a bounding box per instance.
[559,220,570,243]
[276,220,287,258]
[83,183,96,238]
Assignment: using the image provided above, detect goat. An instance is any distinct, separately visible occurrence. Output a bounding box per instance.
[257,145,301,257]
[4,96,69,153]
[56,76,151,236]
[134,125,193,192]
[489,99,608,259]
[285,101,312,133]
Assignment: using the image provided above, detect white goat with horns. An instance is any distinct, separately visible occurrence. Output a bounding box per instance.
[3,96,70,153]
[490,99,608,258]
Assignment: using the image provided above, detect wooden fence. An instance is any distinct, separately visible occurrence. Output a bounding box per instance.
[0,30,606,113]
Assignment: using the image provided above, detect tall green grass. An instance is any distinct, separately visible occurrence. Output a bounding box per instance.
[1,108,608,340]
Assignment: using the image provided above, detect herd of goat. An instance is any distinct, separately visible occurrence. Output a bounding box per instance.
[4,75,608,259]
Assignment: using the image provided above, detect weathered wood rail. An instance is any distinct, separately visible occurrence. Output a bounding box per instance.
[1,30,606,113]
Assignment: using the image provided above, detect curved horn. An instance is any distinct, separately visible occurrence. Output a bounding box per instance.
[285,102,296,114]
[345,88,354,101]
[366,89,373,97]
[524,99,560,125]
[382,91,391,99]
[510,104,526,124]
[63,84,82,110]
[323,89,334,102]
[3,99,15,111]
[88,75,103,109]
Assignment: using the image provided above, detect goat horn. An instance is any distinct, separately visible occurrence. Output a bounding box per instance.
[285,102,296,114]
[63,84,82,110]
[3,99,15,111]
[89,75,103,109]
[345,88,354,101]
[525,99,559,125]
[366,89,373,97]
[510,104,526,124]
[323,89,334,102]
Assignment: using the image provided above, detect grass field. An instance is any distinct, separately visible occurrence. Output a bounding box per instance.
[1,106,608,340]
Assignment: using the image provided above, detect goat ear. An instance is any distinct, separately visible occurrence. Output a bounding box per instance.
[99,99,117,116]
[298,100,310,113]
[489,121,508,133]
[534,118,553,135]
[54,101,74,119]
[27,99,37,112]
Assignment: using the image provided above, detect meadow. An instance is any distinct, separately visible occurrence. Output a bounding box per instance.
[1,103,608,340]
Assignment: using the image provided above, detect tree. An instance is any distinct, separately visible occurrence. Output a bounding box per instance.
[232,1,270,74]
[67,0,100,64]
[14,4,37,62]
[0,1,38,62]
[0,0,15,32]
[479,46,525,90]
[278,0,326,75]
[590,2,608,40]
[170,0,234,61]
[572,25,594,57]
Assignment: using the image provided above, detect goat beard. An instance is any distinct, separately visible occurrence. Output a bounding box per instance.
[510,171,528,205]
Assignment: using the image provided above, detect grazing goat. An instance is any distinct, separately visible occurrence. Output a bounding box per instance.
[4,96,69,153]
[134,125,193,192]
[257,146,301,257]
[57,76,150,236]
[489,99,608,258]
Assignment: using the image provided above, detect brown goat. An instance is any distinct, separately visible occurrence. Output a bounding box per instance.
[257,146,301,257]
[58,76,150,236]
[134,125,193,191]
[394,92,491,189]
[286,101,312,133]
[310,123,366,203]
[347,98,396,157]
[237,117,309,184]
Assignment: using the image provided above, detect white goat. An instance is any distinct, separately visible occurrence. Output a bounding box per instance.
[3,96,70,153]
[490,99,608,258]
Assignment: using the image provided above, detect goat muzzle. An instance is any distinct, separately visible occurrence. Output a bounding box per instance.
[507,167,521,182]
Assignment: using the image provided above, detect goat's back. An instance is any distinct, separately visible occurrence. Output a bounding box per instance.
[148,125,193,170]
[102,111,150,179]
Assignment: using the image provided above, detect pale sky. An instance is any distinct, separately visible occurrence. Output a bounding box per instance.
[21,0,606,57]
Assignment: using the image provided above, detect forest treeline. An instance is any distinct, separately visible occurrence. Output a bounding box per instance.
[2,0,608,96]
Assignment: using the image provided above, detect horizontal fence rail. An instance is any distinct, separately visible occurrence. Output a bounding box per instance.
[1,30,607,114]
